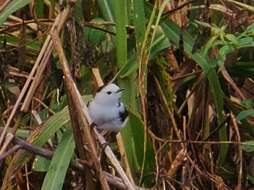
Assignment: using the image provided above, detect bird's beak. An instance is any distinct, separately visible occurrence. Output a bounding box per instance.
[116,88,125,93]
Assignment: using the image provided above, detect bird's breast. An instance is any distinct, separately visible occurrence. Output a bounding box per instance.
[88,101,120,125]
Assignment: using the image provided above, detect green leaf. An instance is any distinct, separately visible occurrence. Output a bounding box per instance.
[73,0,84,21]
[85,18,107,46]
[41,129,75,190]
[15,96,91,167]
[248,175,254,185]
[112,0,127,68]
[0,0,31,25]
[32,156,51,172]
[97,0,115,22]
[119,54,138,78]
[133,0,146,44]
[34,0,44,18]
[246,23,254,33]
[121,109,155,185]
[242,141,254,152]
[32,108,70,146]
[225,34,238,45]
[5,35,41,51]
[150,30,170,58]
[237,109,254,121]
[161,20,211,73]
[219,45,234,57]
[15,107,71,166]
[241,99,254,109]
[237,37,254,48]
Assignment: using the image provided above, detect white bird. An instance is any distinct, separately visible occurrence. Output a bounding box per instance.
[88,83,128,132]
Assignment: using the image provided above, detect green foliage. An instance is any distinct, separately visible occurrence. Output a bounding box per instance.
[32,156,51,172]
[1,0,254,189]
[41,129,75,190]
[237,109,254,122]
[0,0,31,25]
[242,141,254,152]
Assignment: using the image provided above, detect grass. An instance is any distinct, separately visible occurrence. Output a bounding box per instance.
[1,0,254,189]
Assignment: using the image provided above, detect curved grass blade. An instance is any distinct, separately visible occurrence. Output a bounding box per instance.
[0,0,31,25]
[41,128,75,190]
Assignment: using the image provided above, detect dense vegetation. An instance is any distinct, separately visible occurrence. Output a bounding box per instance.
[0,0,254,189]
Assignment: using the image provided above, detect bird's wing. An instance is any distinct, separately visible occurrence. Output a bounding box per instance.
[119,107,128,122]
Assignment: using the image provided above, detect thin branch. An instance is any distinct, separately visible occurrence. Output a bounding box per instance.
[82,22,115,35]
[0,19,54,33]
[162,1,194,19]
[220,66,245,100]
[149,128,250,145]
[13,138,53,158]
[0,128,53,161]
[0,145,21,160]
[72,159,128,190]
[231,113,242,190]
[0,0,11,12]
[153,139,250,145]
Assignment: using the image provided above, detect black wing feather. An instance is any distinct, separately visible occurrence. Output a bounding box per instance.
[119,108,128,122]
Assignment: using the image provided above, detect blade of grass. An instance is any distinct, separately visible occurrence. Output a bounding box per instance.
[112,0,127,69]
[133,0,146,45]
[97,0,115,22]
[0,0,31,25]
[111,0,143,182]
[41,128,75,190]
[14,96,91,167]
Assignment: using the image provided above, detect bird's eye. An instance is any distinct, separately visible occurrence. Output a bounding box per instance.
[106,91,112,95]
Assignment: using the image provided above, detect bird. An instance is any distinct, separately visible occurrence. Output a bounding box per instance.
[88,83,128,132]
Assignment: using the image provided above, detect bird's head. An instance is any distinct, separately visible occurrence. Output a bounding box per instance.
[94,83,124,105]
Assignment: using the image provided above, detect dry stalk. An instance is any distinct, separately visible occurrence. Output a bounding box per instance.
[230,113,242,190]
[166,48,180,71]
[21,6,72,112]
[0,6,71,149]
[91,68,104,87]
[103,172,128,190]
[0,128,53,161]
[93,129,136,189]
[153,76,184,147]
[0,133,14,155]
[187,154,229,190]
[167,148,187,177]
[220,66,245,100]
[50,31,110,190]
[0,0,11,12]
[0,18,54,33]
[116,133,135,183]
[73,159,128,189]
